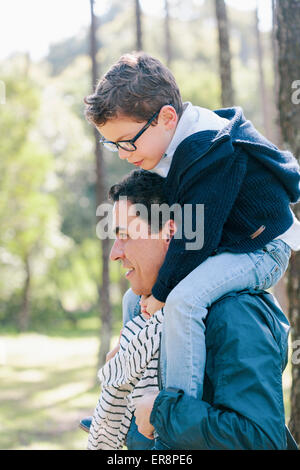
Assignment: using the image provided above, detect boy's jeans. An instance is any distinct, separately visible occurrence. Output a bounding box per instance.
[122,238,291,449]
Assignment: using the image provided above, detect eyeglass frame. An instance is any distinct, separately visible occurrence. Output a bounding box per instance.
[99,105,170,152]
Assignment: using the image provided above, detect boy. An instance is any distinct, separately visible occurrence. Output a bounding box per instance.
[84,52,300,400]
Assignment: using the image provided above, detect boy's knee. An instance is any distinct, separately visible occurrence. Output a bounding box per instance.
[165,284,187,312]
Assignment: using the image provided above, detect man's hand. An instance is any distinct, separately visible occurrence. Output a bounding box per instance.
[134,392,159,440]
[140,295,165,318]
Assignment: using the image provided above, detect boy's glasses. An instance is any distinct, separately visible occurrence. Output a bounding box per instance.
[99,108,162,152]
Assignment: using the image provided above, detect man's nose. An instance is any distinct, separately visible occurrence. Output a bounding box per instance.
[110,238,125,261]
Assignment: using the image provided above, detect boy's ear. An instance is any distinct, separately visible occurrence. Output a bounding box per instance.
[159,105,178,130]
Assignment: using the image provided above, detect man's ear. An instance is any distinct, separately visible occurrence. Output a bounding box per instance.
[163,219,177,245]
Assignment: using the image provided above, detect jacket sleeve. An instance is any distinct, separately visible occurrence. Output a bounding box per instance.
[150,292,288,450]
[151,147,248,302]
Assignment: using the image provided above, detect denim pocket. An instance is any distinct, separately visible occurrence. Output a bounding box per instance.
[253,241,290,290]
[259,263,282,290]
[264,240,291,274]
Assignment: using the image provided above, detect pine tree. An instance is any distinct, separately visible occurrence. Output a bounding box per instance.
[135,0,143,51]
[276,0,300,445]
[254,7,271,139]
[164,0,172,67]
[214,0,234,107]
[89,0,112,369]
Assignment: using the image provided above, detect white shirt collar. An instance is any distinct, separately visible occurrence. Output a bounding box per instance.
[151,102,229,177]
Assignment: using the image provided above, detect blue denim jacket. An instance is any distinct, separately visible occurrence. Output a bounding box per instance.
[148,289,298,450]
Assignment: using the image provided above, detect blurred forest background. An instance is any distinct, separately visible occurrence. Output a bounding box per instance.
[0,0,299,450]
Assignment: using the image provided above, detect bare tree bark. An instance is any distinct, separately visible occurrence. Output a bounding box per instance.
[135,0,143,51]
[18,255,31,331]
[23,52,31,78]
[164,0,172,67]
[89,0,112,370]
[271,0,283,147]
[254,7,271,139]
[214,0,234,107]
[271,0,288,319]
[276,0,300,444]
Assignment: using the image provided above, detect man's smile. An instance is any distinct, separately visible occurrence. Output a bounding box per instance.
[125,268,135,278]
[122,263,135,278]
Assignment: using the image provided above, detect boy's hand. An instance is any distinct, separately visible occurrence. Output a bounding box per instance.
[140,295,165,318]
[105,329,123,362]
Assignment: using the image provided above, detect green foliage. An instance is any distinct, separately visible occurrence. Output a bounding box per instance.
[0,76,39,154]
[47,32,89,76]
[0,2,294,453]
[0,1,276,334]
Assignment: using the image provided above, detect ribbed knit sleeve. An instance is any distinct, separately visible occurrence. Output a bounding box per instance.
[152,147,248,302]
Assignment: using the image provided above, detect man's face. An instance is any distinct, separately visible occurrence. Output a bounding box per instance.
[96,106,177,171]
[110,200,169,295]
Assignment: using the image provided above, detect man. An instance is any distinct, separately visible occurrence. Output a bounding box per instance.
[105,169,297,450]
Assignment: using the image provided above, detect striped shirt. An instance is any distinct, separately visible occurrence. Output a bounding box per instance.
[87,310,163,450]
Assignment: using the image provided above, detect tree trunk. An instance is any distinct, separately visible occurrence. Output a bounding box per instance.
[271,0,288,315]
[135,0,143,51]
[276,0,300,444]
[271,0,283,148]
[254,8,271,140]
[89,0,112,370]
[19,255,31,331]
[23,52,31,78]
[164,0,172,67]
[214,0,234,107]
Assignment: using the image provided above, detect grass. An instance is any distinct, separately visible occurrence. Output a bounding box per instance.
[0,324,292,450]
[0,330,121,450]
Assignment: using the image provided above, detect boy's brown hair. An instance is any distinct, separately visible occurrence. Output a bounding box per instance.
[84,52,183,126]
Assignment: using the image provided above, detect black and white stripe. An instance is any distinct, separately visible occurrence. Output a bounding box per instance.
[87,310,163,450]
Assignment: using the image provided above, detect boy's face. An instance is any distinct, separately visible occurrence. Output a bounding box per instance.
[96,106,178,170]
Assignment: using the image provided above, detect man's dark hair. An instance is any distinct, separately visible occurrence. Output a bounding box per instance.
[109,170,173,232]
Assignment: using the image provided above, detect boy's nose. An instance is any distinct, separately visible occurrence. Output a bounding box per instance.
[118,148,129,160]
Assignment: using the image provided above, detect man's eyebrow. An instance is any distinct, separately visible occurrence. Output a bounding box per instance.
[114,226,127,235]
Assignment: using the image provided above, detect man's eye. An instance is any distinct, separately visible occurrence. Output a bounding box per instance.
[118,233,128,240]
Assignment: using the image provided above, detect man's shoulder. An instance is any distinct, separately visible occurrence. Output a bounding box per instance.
[205,289,289,359]
[207,288,288,327]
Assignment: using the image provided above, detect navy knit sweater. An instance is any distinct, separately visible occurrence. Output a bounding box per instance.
[152,107,300,302]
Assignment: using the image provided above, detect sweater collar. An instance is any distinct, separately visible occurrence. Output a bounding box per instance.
[151,102,229,177]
